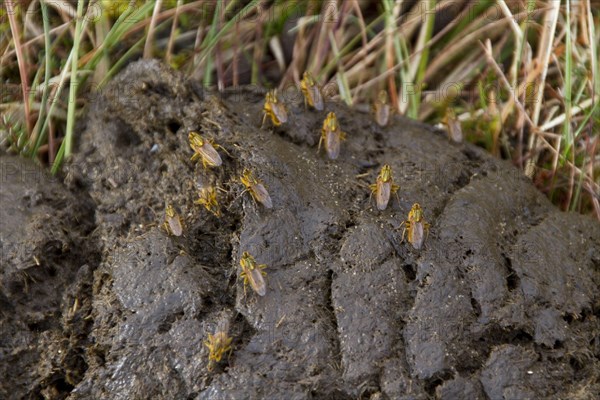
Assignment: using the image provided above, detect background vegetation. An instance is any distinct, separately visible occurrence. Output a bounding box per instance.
[1,0,598,218]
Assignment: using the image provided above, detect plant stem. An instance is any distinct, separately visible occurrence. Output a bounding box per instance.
[6,0,33,135]
[52,0,85,173]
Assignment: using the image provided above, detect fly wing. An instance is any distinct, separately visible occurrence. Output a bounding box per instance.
[375,104,390,127]
[200,143,223,167]
[252,183,273,209]
[309,86,324,111]
[247,267,266,296]
[167,216,183,236]
[216,318,230,335]
[326,130,340,160]
[409,222,425,249]
[189,135,203,153]
[447,118,463,143]
[272,104,288,124]
[376,181,391,210]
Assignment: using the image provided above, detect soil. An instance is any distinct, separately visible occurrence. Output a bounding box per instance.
[1,60,599,400]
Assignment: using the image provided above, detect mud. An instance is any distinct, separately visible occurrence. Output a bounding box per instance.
[1,60,599,399]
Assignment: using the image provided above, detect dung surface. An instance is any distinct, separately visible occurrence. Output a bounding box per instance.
[1,60,599,399]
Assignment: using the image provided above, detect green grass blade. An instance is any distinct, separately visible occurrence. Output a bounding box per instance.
[320,13,385,79]
[30,0,53,156]
[562,0,573,154]
[51,0,85,174]
[98,38,145,88]
[412,0,436,118]
[568,102,599,211]
[329,32,352,106]
[84,2,156,73]
[203,1,222,86]
[197,0,261,66]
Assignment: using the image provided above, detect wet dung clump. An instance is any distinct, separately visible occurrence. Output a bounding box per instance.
[1,60,599,399]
